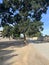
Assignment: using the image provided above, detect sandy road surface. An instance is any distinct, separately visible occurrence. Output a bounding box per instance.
[0,40,49,65]
[33,43,49,60]
[28,43,49,65]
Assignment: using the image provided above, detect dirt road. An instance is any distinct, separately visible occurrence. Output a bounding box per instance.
[28,43,49,65]
[0,41,49,65]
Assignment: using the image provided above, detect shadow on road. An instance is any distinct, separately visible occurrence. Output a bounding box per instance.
[0,49,18,65]
[0,40,27,65]
[0,39,48,49]
[0,40,25,65]
[27,39,49,44]
[0,40,27,49]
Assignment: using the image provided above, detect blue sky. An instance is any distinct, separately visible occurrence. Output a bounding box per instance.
[0,0,2,3]
[41,7,49,36]
[0,0,49,36]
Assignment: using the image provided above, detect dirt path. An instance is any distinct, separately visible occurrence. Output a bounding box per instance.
[33,43,49,60]
[0,41,49,65]
[28,43,49,65]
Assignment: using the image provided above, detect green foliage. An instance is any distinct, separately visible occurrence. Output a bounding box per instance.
[0,0,48,38]
[2,20,43,38]
[12,25,20,38]
[26,20,43,37]
[0,0,49,26]
[2,25,12,38]
[15,19,43,37]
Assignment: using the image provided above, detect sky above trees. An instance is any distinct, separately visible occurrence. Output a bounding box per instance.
[41,7,49,36]
[0,0,49,36]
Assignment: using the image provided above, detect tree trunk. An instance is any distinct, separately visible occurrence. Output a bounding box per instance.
[24,34,27,44]
[9,37,10,40]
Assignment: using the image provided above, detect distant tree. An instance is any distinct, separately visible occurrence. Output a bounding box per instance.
[45,35,48,37]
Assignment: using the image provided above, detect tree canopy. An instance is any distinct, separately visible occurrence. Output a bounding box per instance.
[0,0,49,38]
[2,25,12,38]
[0,0,49,26]
[25,20,43,37]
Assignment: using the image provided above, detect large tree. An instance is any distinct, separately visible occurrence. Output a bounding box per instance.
[0,0,49,42]
[0,0,49,26]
